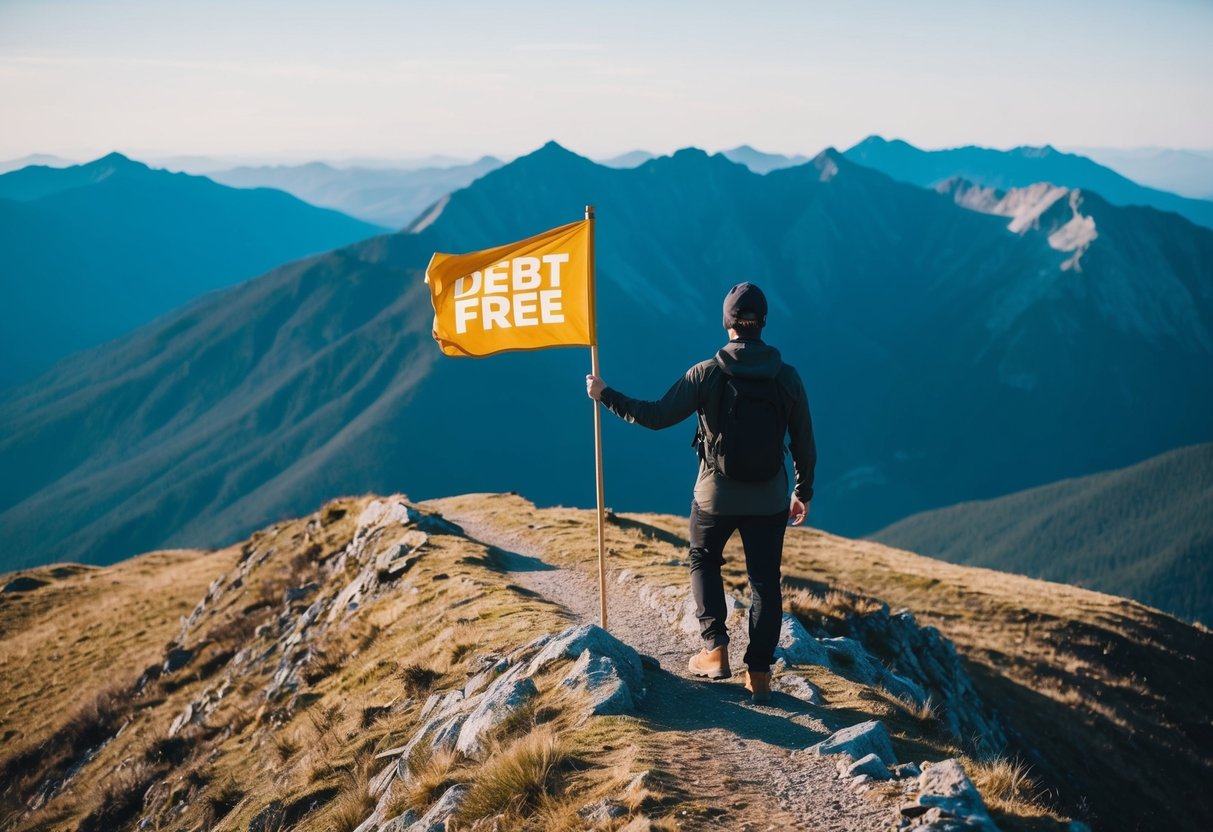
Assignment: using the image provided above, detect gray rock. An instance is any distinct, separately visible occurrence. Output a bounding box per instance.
[774,613,831,667]
[847,752,892,781]
[455,676,538,758]
[378,810,418,832]
[893,762,922,780]
[578,798,628,823]
[376,530,429,578]
[911,759,998,831]
[774,674,822,704]
[369,761,397,797]
[359,499,413,530]
[821,636,928,708]
[430,714,467,754]
[527,624,644,695]
[561,649,635,716]
[464,659,510,698]
[405,784,466,832]
[400,710,466,770]
[811,720,897,766]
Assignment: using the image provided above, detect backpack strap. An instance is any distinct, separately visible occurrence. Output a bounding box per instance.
[691,365,725,466]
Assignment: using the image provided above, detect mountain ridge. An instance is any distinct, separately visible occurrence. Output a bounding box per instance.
[872,443,1213,623]
[0,153,387,385]
[844,135,1213,230]
[1,141,1210,574]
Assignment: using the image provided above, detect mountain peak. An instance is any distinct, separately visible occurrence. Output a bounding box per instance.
[507,141,595,171]
[809,147,847,181]
[849,135,915,153]
[91,151,142,168]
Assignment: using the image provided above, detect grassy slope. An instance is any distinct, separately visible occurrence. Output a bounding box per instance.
[872,443,1213,623]
[0,549,239,748]
[2,493,1208,831]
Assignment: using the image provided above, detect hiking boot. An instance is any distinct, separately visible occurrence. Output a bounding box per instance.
[687,645,731,679]
[745,670,771,704]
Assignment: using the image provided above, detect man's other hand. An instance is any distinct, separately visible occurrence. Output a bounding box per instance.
[586,374,606,401]
[789,496,808,526]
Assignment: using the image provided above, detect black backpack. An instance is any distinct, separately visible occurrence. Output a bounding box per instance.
[694,370,788,482]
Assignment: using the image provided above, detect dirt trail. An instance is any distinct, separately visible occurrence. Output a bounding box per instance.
[436,506,897,832]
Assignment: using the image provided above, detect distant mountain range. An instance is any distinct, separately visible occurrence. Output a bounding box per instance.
[720,145,810,174]
[208,156,503,228]
[600,146,809,174]
[874,444,1213,624]
[1071,147,1213,201]
[0,153,74,175]
[845,136,1213,230]
[0,153,386,386]
[1,142,1209,570]
[599,150,655,169]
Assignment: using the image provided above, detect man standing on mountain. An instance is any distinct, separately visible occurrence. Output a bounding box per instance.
[585,282,815,704]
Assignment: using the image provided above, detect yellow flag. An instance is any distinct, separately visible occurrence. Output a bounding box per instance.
[426,219,594,358]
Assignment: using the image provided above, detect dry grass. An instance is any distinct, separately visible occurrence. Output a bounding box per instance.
[323,750,377,832]
[76,761,163,832]
[398,747,461,814]
[399,663,442,696]
[873,685,937,723]
[201,778,245,828]
[785,586,884,623]
[455,729,571,824]
[964,754,1051,819]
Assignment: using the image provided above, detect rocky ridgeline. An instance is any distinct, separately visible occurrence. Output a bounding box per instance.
[618,568,1006,755]
[134,496,651,831]
[158,498,445,735]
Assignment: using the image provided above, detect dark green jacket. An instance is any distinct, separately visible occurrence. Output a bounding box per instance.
[600,337,816,515]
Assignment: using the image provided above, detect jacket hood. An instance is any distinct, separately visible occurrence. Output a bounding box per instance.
[714,338,783,379]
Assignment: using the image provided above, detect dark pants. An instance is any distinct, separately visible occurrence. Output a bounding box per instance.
[688,499,787,672]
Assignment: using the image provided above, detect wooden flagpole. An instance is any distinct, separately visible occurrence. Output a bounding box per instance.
[586,204,608,631]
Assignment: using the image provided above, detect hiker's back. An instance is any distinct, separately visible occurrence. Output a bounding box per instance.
[691,339,799,516]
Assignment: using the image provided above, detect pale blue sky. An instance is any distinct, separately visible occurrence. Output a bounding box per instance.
[2,0,1211,162]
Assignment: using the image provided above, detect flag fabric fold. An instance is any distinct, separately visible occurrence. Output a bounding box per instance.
[425,219,594,358]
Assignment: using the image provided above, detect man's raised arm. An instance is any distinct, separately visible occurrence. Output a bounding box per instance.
[586,365,707,430]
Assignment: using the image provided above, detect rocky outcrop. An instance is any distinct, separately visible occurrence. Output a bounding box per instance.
[353,622,645,832]
[839,606,1007,754]
[811,720,897,767]
[456,676,538,759]
[902,759,1000,831]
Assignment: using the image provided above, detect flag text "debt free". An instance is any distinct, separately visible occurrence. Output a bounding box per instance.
[452,254,569,334]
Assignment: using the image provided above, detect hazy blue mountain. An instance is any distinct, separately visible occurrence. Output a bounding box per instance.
[1,143,1210,570]
[1070,147,1213,201]
[599,150,655,169]
[873,444,1213,623]
[0,153,386,385]
[208,157,502,227]
[721,145,810,174]
[844,136,1213,230]
[0,153,75,174]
